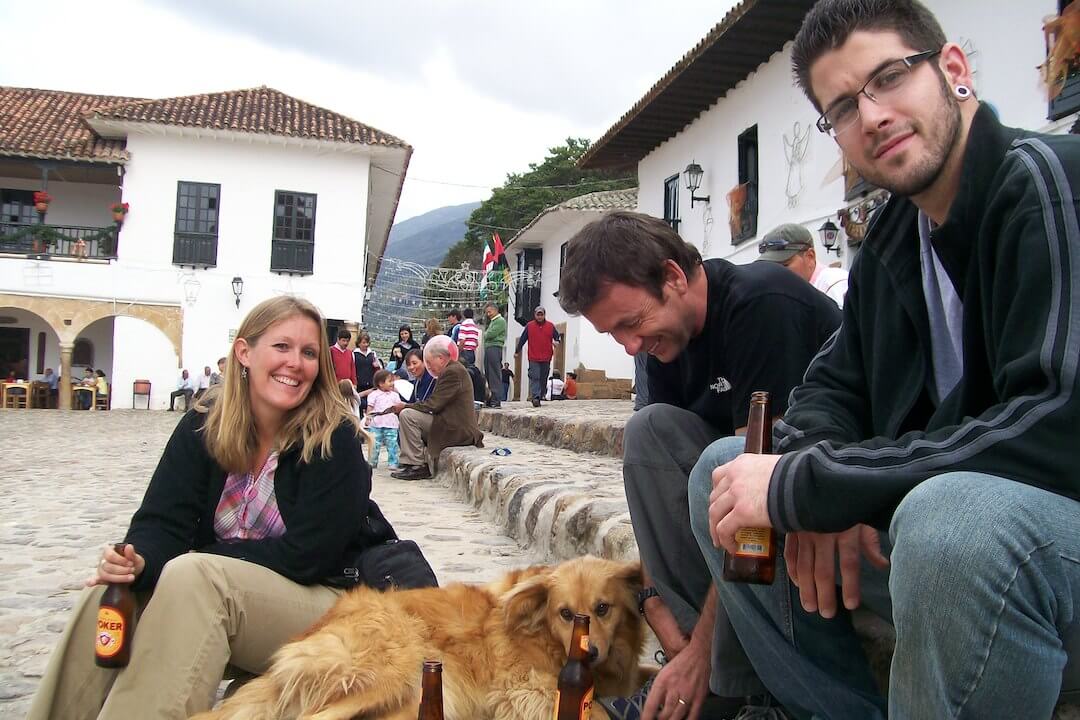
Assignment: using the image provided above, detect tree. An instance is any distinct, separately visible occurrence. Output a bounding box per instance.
[440,138,632,268]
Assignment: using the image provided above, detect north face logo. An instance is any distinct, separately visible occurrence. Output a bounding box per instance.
[710,376,732,394]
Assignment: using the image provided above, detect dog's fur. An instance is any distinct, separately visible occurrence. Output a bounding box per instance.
[192,556,644,720]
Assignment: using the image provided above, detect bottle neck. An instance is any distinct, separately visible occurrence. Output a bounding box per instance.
[745,398,771,454]
[568,618,591,662]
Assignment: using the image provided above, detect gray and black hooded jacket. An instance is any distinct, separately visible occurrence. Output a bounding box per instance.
[769,103,1080,533]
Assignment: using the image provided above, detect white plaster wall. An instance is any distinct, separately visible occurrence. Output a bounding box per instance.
[113,315,181,409]
[76,316,114,378]
[637,0,1059,270]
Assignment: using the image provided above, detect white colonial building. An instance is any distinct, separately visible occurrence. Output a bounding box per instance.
[0,86,410,408]
[580,0,1069,268]
[503,188,638,397]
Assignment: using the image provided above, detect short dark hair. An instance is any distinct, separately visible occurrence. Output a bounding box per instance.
[447,309,461,321]
[463,308,474,319]
[404,348,423,365]
[373,369,393,386]
[792,0,947,111]
[567,371,577,379]
[558,210,702,316]
[337,328,352,341]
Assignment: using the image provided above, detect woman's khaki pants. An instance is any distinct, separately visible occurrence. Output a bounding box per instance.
[27,553,343,720]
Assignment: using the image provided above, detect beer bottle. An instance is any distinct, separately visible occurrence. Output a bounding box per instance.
[417,660,444,720]
[95,543,137,668]
[722,392,777,585]
[553,613,594,720]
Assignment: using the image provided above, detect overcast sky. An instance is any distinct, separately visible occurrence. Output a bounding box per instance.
[1,0,739,222]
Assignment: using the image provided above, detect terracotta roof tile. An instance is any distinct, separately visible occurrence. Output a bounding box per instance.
[0,86,138,163]
[87,86,409,148]
[0,86,410,164]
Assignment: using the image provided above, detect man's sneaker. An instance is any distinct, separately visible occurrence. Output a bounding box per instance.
[596,675,654,719]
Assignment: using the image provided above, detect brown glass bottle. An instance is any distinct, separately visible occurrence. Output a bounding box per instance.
[722,392,777,585]
[553,613,594,720]
[417,660,444,720]
[95,543,137,667]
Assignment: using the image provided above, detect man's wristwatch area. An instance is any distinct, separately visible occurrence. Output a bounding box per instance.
[637,586,660,615]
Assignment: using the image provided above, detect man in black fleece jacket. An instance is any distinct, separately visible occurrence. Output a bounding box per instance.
[688,2,1080,719]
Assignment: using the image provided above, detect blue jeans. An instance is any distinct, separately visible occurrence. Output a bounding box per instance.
[688,436,1080,720]
[527,361,550,400]
[369,427,399,468]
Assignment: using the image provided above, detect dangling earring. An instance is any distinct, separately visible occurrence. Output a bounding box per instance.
[954,85,971,101]
[241,367,248,380]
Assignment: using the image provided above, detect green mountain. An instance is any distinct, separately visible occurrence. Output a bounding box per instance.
[385,201,481,267]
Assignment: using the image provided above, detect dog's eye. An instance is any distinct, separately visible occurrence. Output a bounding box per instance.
[596,603,610,617]
[559,608,574,621]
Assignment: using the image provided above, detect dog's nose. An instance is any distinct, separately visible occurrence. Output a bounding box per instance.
[588,644,599,662]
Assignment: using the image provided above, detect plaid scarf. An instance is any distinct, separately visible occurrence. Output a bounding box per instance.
[213,452,285,541]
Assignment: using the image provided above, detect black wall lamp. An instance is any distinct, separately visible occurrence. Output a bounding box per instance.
[818,219,843,256]
[683,161,711,207]
[231,276,244,308]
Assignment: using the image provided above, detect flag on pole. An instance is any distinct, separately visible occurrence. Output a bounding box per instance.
[479,232,507,297]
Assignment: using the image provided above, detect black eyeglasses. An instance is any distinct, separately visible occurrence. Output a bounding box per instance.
[816,49,941,137]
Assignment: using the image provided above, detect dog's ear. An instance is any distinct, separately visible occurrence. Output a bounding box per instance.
[501,574,550,635]
[615,561,643,596]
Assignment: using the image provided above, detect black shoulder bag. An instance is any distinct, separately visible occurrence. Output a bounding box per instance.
[326,538,439,591]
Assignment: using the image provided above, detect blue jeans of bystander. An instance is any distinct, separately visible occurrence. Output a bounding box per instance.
[687,436,1080,720]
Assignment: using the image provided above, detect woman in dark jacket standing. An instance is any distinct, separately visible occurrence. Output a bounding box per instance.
[390,325,420,365]
[29,297,395,719]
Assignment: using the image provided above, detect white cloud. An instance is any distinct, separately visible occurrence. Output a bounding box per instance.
[1,0,738,221]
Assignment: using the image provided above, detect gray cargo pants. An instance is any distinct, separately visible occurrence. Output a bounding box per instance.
[623,403,764,697]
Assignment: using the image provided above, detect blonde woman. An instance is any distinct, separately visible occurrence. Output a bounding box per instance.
[29,297,396,719]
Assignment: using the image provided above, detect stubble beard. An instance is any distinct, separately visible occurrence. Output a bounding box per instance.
[853,79,962,198]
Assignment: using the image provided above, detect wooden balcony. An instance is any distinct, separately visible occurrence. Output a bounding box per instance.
[0,221,118,260]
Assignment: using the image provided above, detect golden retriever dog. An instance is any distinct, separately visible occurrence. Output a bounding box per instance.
[192,556,645,720]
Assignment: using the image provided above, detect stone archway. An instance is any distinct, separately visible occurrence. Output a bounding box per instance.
[0,293,182,409]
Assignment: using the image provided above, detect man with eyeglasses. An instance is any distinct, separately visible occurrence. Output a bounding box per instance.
[758,224,849,308]
[690,1,1080,718]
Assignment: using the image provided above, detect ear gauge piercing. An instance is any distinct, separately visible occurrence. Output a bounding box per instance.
[954,85,971,100]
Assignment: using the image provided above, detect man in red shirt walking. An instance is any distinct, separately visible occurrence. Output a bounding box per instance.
[329,328,356,385]
[514,306,561,407]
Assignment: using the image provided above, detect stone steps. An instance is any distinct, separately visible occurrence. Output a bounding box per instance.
[476,400,632,458]
[438,435,635,563]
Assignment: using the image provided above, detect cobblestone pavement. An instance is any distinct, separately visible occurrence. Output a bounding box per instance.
[0,409,539,717]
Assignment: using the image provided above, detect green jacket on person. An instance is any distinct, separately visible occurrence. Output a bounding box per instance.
[483,313,506,347]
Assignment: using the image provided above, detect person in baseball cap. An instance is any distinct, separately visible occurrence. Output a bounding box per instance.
[757,223,814,263]
[758,223,848,307]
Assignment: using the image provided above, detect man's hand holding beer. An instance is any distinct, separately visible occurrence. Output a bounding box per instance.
[708,454,890,618]
[707,453,778,552]
[87,543,144,587]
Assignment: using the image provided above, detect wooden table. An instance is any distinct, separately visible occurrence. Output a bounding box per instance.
[71,384,96,411]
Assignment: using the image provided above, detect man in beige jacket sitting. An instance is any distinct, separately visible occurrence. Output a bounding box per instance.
[391,335,484,480]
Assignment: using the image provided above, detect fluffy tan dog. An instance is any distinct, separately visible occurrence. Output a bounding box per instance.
[192,556,645,720]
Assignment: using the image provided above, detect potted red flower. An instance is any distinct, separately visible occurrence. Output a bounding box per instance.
[33,191,53,214]
[110,202,129,223]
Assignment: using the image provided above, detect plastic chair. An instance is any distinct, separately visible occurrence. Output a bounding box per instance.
[132,379,152,409]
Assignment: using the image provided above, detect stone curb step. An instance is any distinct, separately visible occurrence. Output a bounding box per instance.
[477,400,633,459]
[435,437,637,564]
